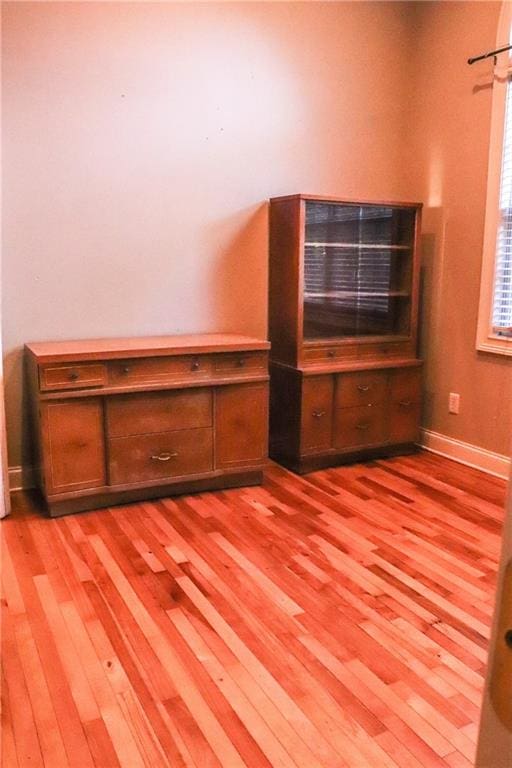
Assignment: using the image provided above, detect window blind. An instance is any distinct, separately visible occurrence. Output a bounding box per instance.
[492,75,512,337]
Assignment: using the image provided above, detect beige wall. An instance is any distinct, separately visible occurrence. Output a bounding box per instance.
[406,1,512,458]
[2,1,511,472]
[2,1,415,469]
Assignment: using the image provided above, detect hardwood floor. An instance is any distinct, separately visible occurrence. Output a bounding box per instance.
[1,452,506,768]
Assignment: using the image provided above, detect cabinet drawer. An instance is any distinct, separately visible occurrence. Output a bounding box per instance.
[108,428,213,486]
[300,377,333,453]
[106,389,212,438]
[358,342,409,359]
[40,363,107,391]
[214,352,267,374]
[333,404,387,450]
[303,345,358,364]
[390,368,421,403]
[389,400,421,443]
[335,371,388,408]
[108,355,213,386]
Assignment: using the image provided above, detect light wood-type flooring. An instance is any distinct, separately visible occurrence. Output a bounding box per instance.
[1,452,506,768]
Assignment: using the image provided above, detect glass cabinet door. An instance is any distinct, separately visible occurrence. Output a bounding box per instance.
[303,202,416,341]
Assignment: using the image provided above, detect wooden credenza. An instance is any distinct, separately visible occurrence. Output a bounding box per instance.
[26,334,269,516]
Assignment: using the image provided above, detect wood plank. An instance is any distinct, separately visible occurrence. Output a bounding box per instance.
[3,453,504,768]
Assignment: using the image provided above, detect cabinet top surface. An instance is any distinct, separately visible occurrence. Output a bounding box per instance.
[269,194,423,208]
[26,333,270,363]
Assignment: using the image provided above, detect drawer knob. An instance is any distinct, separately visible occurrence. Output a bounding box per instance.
[313,410,326,418]
[237,357,246,367]
[122,366,131,374]
[151,452,178,461]
[357,385,370,392]
[191,360,200,371]
[356,423,370,430]
[327,350,336,358]
[69,371,79,381]
[400,400,412,407]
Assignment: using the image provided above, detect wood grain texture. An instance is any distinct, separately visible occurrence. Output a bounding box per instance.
[268,196,423,473]
[25,334,270,364]
[2,451,504,767]
[29,337,269,515]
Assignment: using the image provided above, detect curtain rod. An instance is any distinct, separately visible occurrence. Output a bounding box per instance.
[468,43,512,65]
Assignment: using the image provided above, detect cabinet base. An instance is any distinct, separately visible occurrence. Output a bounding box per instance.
[43,470,264,517]
[270,443,419,475]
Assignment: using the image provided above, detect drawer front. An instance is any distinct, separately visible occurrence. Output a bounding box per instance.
[358,342,411,360]
[389,400,421,443]
[333,404,387,450]
[390,368,422,403]
[106,389,212,438]
[108,355,213,386]
[303,345,358,364]
[335,371,388,408]
[214,352,267,374]
[108,428,213,486]
[40,363,107,392]
[300,376,333,453]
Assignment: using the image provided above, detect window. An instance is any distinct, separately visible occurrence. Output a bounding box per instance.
[492,79,512,337]
[477,2,512,355]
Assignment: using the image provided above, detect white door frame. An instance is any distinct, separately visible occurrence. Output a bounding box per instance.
[476,466,512,765]
[0,372,10,517]
[0,2,10,517]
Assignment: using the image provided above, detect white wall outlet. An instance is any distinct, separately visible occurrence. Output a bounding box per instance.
[449,392,460,414]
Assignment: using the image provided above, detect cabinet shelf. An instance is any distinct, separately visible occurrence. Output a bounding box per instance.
[305,242,411,251]
[304,291,410,299]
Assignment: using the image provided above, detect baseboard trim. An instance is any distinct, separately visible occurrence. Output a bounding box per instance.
[420,429,511,480]
[9,465,36,492]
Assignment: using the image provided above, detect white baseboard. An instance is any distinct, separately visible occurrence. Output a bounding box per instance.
[420,429,511,480]
[9,465,36,492]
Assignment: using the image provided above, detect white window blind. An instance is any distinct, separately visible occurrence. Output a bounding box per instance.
[492,74,512,337]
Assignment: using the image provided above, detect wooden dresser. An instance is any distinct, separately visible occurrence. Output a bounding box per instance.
[26,334,269,516]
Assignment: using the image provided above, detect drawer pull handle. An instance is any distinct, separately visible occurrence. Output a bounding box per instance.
[400,400,412,407]
[191,361,200,371]
[357,385,370,392]
[237,358,246,367]
[69,371,79,381]
[356,423,370,430]
[313,410,326,418]
[327,350,336,358]
[151,452,178,461]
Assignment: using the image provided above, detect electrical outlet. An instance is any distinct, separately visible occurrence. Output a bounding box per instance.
[449,392,460,414]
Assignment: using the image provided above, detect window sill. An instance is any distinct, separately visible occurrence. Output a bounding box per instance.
[476,338,512,356]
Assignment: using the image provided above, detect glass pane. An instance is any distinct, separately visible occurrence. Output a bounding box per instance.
[303,202,415,340]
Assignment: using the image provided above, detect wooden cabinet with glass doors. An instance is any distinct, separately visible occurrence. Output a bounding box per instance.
[268,195,423,473]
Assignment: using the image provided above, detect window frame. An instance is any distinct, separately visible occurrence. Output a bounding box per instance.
[477,1,512,356]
